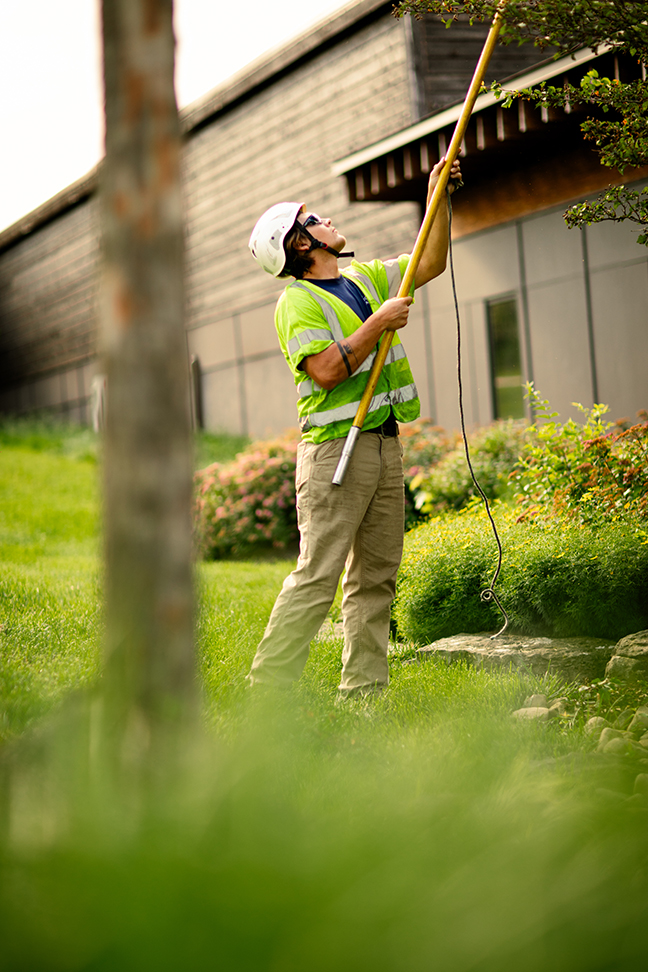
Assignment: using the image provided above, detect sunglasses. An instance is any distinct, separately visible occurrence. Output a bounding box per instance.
[301,214,323,228]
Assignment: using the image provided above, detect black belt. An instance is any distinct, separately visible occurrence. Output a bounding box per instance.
[363,411,399,437]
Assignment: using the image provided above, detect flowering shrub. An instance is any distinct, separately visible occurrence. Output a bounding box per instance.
[408,419,528,517]
[512,386,648,525]
[194,431,299,558]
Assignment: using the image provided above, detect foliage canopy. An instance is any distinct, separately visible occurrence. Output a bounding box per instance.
[396,1,648,242]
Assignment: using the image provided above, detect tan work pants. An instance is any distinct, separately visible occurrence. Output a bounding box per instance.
[249,433,404,692]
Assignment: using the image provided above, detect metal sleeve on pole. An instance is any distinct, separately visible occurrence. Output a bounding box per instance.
[331,425,361,486]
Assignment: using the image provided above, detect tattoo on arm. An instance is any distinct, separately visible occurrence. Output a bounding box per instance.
[336,341,353,377]
[343,342,359,367]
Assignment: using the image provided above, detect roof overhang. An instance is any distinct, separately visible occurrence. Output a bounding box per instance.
[332,45,614,205]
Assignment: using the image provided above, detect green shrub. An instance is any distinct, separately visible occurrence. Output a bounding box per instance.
[194,431,299,558]
[513,386,648,524]
[393,505,648,644]
[409,419,527,516]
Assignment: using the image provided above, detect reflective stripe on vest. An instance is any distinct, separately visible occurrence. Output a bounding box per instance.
[291,282,346,340]
[304,381,418,429]
[383,259,404,298]
[353,341,407,376]
[344,268,381,307]
[297,376,323,397]
[287,327,333,357]
[290,321,407,378]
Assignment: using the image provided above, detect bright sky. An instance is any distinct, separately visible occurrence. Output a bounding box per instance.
[0,0,353,232]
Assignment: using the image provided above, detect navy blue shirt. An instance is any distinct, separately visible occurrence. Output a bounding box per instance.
[309,276,373,322]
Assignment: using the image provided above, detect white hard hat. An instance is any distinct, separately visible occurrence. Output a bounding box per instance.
[248,201,304,277]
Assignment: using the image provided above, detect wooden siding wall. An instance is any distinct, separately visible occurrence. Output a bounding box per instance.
[409,14,553,116]
[0,200,99,422]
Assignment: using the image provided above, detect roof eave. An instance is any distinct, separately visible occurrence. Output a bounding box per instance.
[332,45,610,176]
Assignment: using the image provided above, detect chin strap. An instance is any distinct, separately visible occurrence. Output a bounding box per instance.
[297,221,354,259]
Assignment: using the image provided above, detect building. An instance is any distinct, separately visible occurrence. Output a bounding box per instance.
[0,0,645,434]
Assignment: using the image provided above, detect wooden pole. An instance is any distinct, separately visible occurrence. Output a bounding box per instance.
[332,2,507,485]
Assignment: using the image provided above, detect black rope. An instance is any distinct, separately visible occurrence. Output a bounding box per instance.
[446,187,509,639]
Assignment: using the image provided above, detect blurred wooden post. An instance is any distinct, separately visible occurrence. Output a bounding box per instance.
[99,0,195,751]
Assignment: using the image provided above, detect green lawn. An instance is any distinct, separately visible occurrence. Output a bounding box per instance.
[0,445,102,741]
[1,429,647,970]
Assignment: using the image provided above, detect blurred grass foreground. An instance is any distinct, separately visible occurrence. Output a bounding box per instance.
[1,419,647,971]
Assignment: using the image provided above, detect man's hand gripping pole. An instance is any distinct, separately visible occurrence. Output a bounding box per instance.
[332,2,506,486]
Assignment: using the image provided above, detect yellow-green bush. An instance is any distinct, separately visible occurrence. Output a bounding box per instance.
[393,506,648,644]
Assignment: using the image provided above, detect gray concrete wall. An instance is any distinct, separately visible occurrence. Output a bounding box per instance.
[422,186,648,431]
[587,218,648,421]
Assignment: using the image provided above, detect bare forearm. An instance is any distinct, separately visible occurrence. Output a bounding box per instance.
[414,184,450,288]
[414,157,461,288]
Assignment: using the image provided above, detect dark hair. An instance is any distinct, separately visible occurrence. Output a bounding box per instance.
[280,223,314,279]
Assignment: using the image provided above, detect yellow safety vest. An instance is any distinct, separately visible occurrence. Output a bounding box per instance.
[275,256,420,443]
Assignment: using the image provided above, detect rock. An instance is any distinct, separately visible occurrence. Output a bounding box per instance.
[548,698,570,717]
[606,656,646,679]
[628,707,648,733]
[416,634,615,682]
[597,731,646,757]
[603,737,634,756]
[605,630,648,681]
[614,708,636,730]
[585,716,610,737]
[639,732,648,750]
[596,727,625,752]
[513,706,550,721]
[524,694,548,708]
[625,794,647,808]
[634,774,648,797]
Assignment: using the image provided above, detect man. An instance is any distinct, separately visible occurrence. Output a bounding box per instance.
[247,157,461,695]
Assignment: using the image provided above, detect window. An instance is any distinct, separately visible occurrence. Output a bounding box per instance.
[486,296,525,420]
